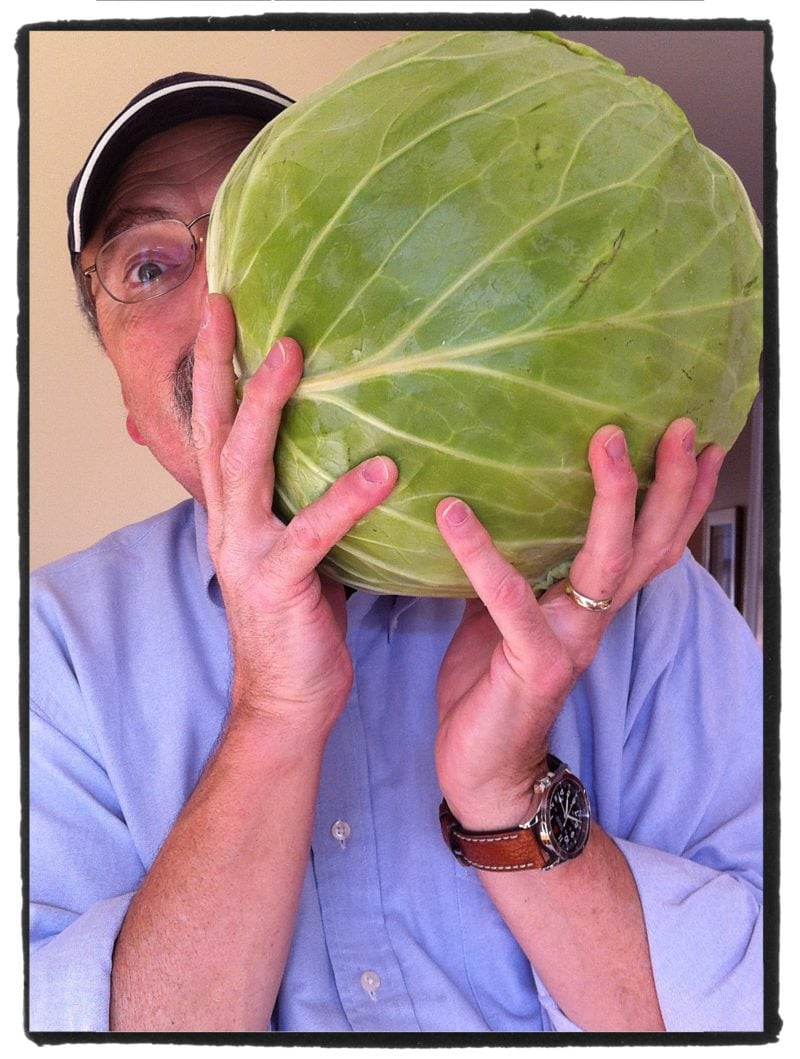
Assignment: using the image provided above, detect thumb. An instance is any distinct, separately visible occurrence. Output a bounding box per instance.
[193,293,238,450]
[191,293,239,515]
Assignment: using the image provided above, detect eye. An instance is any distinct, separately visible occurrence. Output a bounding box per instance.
[119,245,188,294]
[134,259,165,285]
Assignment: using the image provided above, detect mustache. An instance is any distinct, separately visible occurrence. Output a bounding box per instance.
[172,347,195,432]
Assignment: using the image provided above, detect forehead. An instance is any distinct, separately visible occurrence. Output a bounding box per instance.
[87,115,262,251]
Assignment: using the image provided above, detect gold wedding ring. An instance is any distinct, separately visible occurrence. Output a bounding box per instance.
[564,579,613,613]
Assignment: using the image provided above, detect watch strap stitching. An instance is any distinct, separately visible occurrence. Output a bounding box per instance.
[457,856,540,872]
[450,829,529,844]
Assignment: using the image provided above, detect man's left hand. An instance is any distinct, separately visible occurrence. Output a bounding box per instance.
[433,419,724,831]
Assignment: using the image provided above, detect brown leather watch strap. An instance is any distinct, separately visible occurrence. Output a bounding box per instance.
[438,801,549,871]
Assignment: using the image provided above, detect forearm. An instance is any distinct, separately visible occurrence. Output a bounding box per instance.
[110,712,327,1032]
[481,825,664,1031]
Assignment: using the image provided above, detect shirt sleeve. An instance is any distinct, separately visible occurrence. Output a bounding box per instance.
[534,843,763,1034]
[535,555,764,1032]
[28,591,147,1033]
[29,889,133,1032]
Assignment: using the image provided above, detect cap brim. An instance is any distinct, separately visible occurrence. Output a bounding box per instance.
[68,74,293,256]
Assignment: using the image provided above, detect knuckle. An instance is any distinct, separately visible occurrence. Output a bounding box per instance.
[288,511,325,554]
[190,414,214,454]
[492,567,532,612]
[659,451,698,492]
[676,463,700,494]
[619,460,640,489]
[242,364,279,410]
[219,443,251,486]
[533,646,576,697]
[604,544,635,582]
[599,462,639,501]
[580,542,633,585]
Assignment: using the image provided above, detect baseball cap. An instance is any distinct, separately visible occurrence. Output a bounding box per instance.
[67,71,294,258]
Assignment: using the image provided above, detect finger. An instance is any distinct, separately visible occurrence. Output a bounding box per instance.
[621,418,713,591]
[566,425,639,607]
[672,442,726,548]
[263,456,398,589]
[616,424,725,603]
[633,418,699,544]
[218,337,304,528]
[191,294,238,511]
[436,498,556,670]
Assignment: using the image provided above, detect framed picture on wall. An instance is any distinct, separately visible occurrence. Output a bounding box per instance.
[702,506,744,607]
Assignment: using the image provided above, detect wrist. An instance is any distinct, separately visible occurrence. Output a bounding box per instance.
[440,756,592,873]
[225,690,336,761]
[442,796,535,835]
[229,664,351,743]
[440,755,549,833]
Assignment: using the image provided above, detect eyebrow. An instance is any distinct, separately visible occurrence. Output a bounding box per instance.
[97,206,176,246]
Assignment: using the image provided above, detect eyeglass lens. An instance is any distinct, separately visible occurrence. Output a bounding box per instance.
[94,217,208,304]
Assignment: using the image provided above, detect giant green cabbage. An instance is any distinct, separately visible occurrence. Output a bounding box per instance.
[207,30,763,597]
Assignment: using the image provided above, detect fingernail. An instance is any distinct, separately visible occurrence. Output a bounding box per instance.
[604,429,628,463]
[361,456,390,484]
[265,339,287,370]
[200,299,212,331]
[682,424,697,455]
[442,499,470,526]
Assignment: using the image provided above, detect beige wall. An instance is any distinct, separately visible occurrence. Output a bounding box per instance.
[27,26,764,570]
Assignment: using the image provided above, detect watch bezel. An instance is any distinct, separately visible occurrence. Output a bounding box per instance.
[530,762,591,865]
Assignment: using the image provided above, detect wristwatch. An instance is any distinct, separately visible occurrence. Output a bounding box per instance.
[439,755,591,872]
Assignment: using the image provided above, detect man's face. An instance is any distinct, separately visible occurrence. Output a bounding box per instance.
[80,115,262,503]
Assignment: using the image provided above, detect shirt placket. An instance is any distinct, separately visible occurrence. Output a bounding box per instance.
[311,595,421,1031]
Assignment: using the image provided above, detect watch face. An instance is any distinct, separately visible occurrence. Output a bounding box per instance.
[540,774,591,859]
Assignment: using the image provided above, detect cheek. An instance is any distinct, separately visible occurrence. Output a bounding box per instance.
[101,302,193,350]
[100,301,202,389]
[102,314,187,429]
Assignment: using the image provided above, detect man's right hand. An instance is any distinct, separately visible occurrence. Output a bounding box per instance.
[108,294,396,1032]
[192,293,398,738]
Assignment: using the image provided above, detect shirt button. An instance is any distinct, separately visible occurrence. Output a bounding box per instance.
[331,819,351,848]
[360,970,381,999]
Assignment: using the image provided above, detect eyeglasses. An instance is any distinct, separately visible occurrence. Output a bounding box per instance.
[82,212,211,304]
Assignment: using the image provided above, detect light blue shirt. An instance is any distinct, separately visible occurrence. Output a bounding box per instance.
[29,500,763,1033]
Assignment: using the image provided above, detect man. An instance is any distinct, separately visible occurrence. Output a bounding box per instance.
[29,69,763,1034]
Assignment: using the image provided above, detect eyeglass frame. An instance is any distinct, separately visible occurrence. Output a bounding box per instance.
[82,212,211,305]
